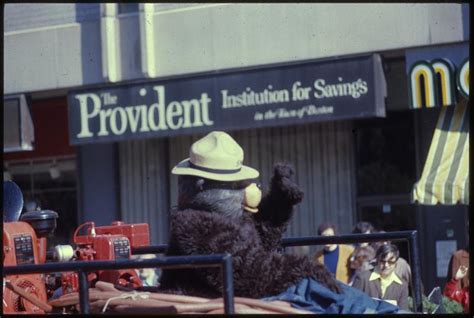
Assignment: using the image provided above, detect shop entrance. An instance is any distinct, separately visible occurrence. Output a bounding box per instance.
[357,195,418,263]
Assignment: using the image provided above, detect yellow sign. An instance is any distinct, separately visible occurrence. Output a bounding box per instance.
[408,58,469,109]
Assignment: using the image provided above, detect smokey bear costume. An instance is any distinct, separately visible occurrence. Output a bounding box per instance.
[159,131,340,299]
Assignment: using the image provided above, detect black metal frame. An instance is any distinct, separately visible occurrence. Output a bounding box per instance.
[3,254,235,314]
[132,230,423,313]
[280,231,423,313]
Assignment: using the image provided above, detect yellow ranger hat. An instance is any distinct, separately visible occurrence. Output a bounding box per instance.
[172,131,259,181]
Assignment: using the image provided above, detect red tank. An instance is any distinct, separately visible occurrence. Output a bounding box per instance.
[3,222,48,314]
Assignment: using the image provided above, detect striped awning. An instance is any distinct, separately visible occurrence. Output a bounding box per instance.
[412,102,469,205]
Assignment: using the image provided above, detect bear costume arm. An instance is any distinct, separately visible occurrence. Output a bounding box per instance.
[253,163,304,251]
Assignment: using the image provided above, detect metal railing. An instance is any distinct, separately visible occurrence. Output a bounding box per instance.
[133,244,168,254]
[280,231,422,313]
[132,230,423,313]
[3,254,235,314]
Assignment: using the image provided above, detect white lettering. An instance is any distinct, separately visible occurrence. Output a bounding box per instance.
[166,101,183,130]
[200,93,214,126]
[125,106,141,133]
[98,108,112,136]
[314,78,368,99]
[148,86,168,131]
[181,99,203,128]
[221,86,289,108]
[75,93,102,138]
[313,79,326,99]
[292,81,311,101]
[74,85,214,139]
[110,108,127,135]
[138,105,150,132]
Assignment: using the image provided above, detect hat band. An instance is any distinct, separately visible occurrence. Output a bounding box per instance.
[189,161,242,174]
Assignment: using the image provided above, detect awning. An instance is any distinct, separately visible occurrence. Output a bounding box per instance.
[412,102,469,205]
[3,94,35,152]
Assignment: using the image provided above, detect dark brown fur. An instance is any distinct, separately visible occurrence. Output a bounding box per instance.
[159,163,341,298]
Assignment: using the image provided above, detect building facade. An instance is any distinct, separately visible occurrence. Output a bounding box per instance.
[4,3,469,292]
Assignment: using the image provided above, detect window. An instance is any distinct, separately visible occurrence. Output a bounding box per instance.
[355,110,417,196]
[4,156,78,247]
[354,110,418,258]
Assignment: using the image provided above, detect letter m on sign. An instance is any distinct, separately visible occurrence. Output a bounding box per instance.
[408,59,456,109]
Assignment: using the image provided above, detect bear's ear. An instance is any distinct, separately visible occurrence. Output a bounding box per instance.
[195,178,205,191]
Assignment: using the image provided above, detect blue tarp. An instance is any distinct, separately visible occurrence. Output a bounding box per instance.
[263,277,400,314]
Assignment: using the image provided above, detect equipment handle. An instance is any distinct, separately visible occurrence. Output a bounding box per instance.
[73,222,96,245]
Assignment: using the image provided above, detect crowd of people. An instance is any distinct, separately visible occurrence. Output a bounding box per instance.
[313,220,470,313]
[133,219,469,313]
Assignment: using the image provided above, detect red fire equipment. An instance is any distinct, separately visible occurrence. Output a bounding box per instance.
[3,213,151,314]
[60,221,150,294]
[3,210,58,314]
[3,181,152,314]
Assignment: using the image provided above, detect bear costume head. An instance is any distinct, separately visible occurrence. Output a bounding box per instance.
[172,131,262,218]
[159,131,341,298]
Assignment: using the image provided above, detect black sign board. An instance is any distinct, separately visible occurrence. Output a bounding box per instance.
[68,54,386,145]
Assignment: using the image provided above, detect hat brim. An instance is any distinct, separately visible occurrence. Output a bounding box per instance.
[172,158,260,181]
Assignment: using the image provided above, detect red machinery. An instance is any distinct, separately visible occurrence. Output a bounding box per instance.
[3,220,50,314]
[3,215,151,313]
[60,221,150,294]
[3,181,151,314]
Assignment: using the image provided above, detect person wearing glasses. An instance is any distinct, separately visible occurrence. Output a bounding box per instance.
[352,244,409,310]
[370,230,412,289]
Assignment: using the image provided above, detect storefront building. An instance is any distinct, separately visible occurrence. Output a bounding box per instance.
[4,3,469,292]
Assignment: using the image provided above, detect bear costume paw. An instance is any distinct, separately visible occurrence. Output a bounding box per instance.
[270,163,304,206]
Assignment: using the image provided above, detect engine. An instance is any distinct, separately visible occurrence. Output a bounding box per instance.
[3,179,151,314]
[60,221,150,294]
[3,210,57,314]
